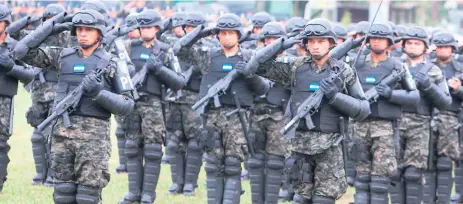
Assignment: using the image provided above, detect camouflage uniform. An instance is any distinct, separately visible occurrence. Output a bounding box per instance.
[254,56,369,202]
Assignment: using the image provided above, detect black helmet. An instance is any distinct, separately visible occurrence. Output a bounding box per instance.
[125,13,139,28]
[0,5,11,25]
[42,4,65,21]
[137,9,163,29]
[301,18,337,44]
[171,12,186,28]
[183,12,206,28]
[333,24,347,40]
[432,31,457,50]
[402,26,429,48]
[216,13,243,37]
[286,17,305,33]
[366,22,394,45]
[71,9,107,37]
[355,21,369,35]
[80,0,109,19]
[394,25,406,37]
[260,22,286,41]
[251,12,272,27]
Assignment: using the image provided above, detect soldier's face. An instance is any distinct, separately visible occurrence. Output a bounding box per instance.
[369,37,389,53]
[252,26,263,34]
[218,30,239,48]
[404,39,426,58]
[173,26,184,37]
[264,36,279,46]
[140,26,160,41]
[394,39,402,48]
[337,38,345,44]
[306,38,332,60]
[76,26,100,46]
[355,33,365,40]
[435,46,453,60]
[128,29,140,39]
[184,25,196,34]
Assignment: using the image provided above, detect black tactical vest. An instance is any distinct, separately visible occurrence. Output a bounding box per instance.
[290,62,345,133]
[357,57,402,119]
[56,47,112,119]
[402,63,434,116]
[256,83,290,108]
[440,58,462,113]
[130,40,168,96]
[0,38,18,97]
[178,58,200,92]
[200,49,254,107]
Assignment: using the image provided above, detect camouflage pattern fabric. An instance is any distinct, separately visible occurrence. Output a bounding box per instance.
[51,115,111,188]
[166,103,201,151]
[436,111,460,160]
[398,112,430,169]
[352,119,397,177]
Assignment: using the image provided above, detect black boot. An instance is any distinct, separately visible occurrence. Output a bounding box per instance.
[31,128,47,185]
[115,125,127,173]
[166,141,184,194]
[140,144,162,204]
[183,139,202,196]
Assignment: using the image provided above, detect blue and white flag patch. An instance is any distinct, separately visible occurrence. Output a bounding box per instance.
[365,76,376,84]
[73,64,85,73]
[222,64,233,72]
[140,53,150,60]
[309,82,320,92]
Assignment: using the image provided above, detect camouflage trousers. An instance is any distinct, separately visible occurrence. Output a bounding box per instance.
[51,115,111,188]
[0,96,12,188]
[125,95,165,146]
[352,119,397,177]
[166,103,201,151]
[204,107,248,161]
[436,111,460,160]
[398,112,430,169]
[291,144,348,200]
[250,110,288,157]
[27,82,55,127]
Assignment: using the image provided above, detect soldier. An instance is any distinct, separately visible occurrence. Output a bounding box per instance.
[112,12,140,174]
[391,23,406,58]
[243,18,371,204]
[389,26,452,204]
[245,22,291,204]
[26,3,69,187]
[175,13,270,204]
[242,12,273,50]
[119,9,189,204]
[0,4,38,193]
[164,12,206,196]
[423,31,462,204]
[22,9,135,203]
[284,17,306,57]
[333,24,347,44]
[348,21,370,63]
[159,12,185,44]
[351,22,419,204]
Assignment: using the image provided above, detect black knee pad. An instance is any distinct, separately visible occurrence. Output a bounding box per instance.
[54,183,77,203]
[404,166,422,182]
[144,143,162,161]
[166,141,179,154]
[247,154,265,169]
[115,126,125,138]
[31,130,45,144]
[125,140,140,158]
[437,156,452,171]
[0,136,8,152]
[266,154,285,170]
[76,185,100,204]
[204,155,221,174]
[370,176,390,194]
[224,156,241,176]
[354,174,371,191]
[187,139,200,151]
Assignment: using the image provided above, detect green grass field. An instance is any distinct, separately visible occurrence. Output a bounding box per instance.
[0,87,355,203]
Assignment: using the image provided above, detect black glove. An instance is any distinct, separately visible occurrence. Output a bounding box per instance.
[0,54,14,72]
[146,56,163,74]
[415,72,431,89]
[51,22,72,35]
[282,37,302,50]
[235,61,251,77]
[82,73,103,97]
[376,83,392,98]
[198,27,217,38]
[320,78,339,100]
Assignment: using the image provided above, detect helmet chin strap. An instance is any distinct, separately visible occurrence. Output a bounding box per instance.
[80,39,100,50]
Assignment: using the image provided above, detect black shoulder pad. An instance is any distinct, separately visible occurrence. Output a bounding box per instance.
[60,47,78,58]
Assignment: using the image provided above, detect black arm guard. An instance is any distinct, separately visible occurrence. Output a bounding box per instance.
[173,25,204,55]
[329,36,365,60]
[153,65,188,91]
[329,93,370,121]
[245,76,270,96]
[389,90,420,106]
[93,90,134,115]
[451,87,463,100]
[7,65,36,84]
[423,81,452,110]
